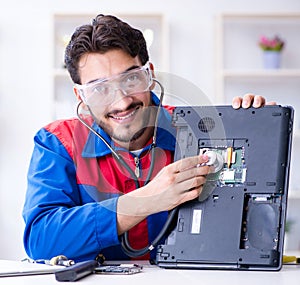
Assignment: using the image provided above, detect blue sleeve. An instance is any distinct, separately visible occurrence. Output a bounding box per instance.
[22,128,120,262]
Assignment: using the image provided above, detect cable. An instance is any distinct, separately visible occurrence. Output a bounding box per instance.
[120,207,179,257]
[120,79,179,257]
[77,79,175,257]
[151,79,165,146]
[76,101,140,190]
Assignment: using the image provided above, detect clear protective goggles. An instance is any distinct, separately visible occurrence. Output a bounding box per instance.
[75,62,153,107]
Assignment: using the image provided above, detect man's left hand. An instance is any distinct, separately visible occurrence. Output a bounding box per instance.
[232,93,276,109]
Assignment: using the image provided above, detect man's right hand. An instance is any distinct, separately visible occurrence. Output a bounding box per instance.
[143,154,211,211]
[116,154,212,234]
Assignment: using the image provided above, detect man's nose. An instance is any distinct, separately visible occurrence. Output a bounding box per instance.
[111,89,133,108]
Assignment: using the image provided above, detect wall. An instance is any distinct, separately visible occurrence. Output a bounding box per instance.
[1,0,300,260]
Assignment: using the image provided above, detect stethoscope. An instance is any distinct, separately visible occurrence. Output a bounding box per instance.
[76,78,178,257]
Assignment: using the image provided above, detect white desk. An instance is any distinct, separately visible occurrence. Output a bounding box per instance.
[0,261,299,285]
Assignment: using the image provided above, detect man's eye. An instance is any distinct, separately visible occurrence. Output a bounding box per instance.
[125,72,142,84]
[93,84,110,95]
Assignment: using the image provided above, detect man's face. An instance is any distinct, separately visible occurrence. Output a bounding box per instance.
[76,50,155,149]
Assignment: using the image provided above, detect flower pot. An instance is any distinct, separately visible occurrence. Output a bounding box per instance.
[262,51,281,69]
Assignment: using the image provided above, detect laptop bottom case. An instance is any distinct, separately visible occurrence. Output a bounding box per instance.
[156,105,293,271]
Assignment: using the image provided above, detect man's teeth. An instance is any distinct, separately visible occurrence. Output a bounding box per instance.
[112,109,137,120]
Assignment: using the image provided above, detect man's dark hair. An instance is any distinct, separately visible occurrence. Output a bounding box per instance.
[65,14,149,84]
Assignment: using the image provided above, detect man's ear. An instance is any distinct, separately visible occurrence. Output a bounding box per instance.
[149,62,155,78]
[73,86,89,111]
[149,62,156,91]
[73,86,82,102]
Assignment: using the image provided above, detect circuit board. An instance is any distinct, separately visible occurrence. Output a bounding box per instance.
[199,147,247,186]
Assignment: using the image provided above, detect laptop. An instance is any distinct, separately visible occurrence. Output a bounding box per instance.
[156,105,294,271]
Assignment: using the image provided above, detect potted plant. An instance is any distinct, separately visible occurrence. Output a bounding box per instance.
[258,35,285,69]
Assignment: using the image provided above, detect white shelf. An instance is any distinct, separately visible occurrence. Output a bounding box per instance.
[222,69,300,78]
[218,12,300,19]
[215,12,300,111]
[216,13,300,251]
[215,12,300,100]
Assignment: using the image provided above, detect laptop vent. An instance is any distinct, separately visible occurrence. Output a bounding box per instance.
[198,117,215,133]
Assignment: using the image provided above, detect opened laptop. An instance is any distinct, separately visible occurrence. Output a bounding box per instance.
[156,105,293,271]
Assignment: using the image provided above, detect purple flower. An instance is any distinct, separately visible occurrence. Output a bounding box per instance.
[258,35,285,51]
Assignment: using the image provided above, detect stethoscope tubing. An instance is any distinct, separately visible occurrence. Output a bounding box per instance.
[76,79,174,257]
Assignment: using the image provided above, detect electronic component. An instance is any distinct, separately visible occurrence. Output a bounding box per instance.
[94,264,143,275]
[199,146,247,187]
[197,150,225,201]
[240,194,281,250]
[204,150,224,173]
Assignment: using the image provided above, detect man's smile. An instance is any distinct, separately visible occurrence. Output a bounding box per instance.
[107,105,141,123]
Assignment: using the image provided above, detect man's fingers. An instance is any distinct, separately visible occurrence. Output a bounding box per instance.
[177,175,207,192]
[173,163,210,184]
[252,95,266,108]
[266,101,277,106]
[241,93,255,108]
[232,94,273,109]
[172,155,209,173]
[232,96,241,109]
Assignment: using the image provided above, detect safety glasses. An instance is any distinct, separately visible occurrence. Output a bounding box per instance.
[75,62,153,107]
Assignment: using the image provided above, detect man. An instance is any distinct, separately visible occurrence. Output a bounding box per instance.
[22,14,272,262]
